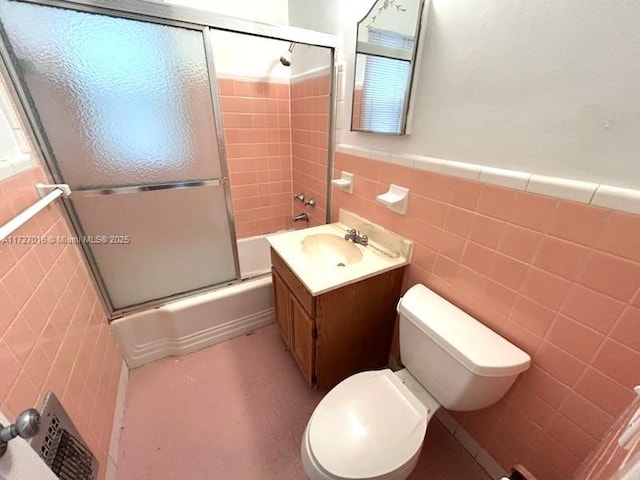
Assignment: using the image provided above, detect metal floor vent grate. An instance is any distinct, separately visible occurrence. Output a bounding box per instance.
[29,392,98,480]
[41,414,60,461]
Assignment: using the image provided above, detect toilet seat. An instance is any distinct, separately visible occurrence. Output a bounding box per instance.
[305,370,429,480]
[302,421,422,480]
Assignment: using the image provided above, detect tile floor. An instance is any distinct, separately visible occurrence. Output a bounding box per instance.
[116,325,491,480]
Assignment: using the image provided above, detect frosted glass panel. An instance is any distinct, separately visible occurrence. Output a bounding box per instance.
[0,1,221,187]
[72,186,236,309]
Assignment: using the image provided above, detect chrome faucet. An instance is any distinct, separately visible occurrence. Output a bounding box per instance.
[293,212,309,222]
[344,228,368,246]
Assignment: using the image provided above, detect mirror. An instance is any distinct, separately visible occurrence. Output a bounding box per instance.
[351,0,425,135]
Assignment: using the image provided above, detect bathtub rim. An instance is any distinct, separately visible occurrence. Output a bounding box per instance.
[111,273,275,368]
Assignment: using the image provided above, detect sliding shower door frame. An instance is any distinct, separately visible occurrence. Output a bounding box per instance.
[0,0,337,319]
[6,0,338,46]
[0,2,243,319]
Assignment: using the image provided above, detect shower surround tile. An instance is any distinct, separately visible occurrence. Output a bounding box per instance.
[332,151,640,480]
[218,74,331,237]
[0,167,123,480]
[218,78,293,239]
[290,74,331,228]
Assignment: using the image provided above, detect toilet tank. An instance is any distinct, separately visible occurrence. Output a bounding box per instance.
[397,285,530,411]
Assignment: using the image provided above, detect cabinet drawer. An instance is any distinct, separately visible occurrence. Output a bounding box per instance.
[271,248,315,317]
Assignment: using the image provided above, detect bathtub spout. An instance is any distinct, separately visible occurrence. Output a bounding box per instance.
[293,212,309,222]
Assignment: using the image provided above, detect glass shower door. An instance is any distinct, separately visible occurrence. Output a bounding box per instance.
[0,0,240,314]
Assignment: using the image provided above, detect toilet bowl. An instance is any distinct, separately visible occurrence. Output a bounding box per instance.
[301,369,438,480]
[301,284,531,480]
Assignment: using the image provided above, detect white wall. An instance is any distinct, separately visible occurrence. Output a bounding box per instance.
[163,0,289,25]
[287,0,337,35]
[290,44,331,80]
[290,0,640,190]
[165,0,291,80]
[209,31,291,80]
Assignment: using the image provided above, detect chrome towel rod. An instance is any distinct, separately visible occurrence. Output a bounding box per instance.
[0,183,70,243]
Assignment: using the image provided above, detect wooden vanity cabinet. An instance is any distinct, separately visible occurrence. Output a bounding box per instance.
[271,248,405,389]
[272,259,316,385]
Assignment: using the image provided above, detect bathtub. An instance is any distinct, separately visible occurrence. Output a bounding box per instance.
[111,235,275,368]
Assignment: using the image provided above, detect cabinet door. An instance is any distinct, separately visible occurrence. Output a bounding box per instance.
[272,269,291,347]
[291,297,315,386]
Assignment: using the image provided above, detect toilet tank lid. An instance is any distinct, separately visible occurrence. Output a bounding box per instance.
[398,285,531,377]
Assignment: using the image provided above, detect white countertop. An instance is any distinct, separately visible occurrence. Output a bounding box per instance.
[266,210,413,296]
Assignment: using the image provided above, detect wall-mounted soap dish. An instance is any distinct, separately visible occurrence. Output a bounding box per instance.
[377,184,410,214]
[331,171,354,194]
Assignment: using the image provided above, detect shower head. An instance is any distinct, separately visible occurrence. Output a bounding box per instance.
[280,42,295,67]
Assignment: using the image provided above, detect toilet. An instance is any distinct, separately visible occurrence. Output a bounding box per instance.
[301,284,531,480]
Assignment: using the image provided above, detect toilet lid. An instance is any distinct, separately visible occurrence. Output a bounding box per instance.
[308,370,428,479]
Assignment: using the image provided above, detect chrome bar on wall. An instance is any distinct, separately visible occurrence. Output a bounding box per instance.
[0,177,223,244]
[0,184,70,242]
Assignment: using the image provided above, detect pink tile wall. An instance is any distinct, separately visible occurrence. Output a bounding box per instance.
[573,395,640,479]
[290,75,330,228]
[0,167,123,480]
[333,152,640,480]
[218,78,293,238]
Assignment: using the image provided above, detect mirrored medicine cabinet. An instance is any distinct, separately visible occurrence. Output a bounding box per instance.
[351,0,426,135]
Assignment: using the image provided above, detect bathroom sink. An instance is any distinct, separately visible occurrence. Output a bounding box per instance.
[301,234,363,267]
[267,210,413,295]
